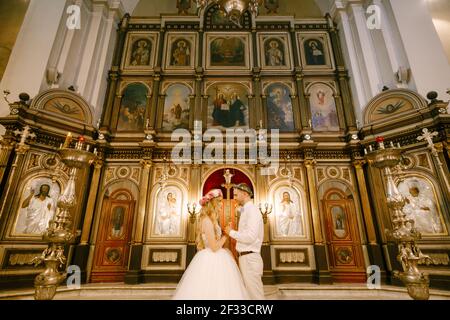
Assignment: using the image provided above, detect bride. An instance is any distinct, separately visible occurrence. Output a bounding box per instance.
[173,189,249,300]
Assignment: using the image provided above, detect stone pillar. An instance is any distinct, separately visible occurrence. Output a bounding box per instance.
[390,0,450,99]
[0,0,66,122]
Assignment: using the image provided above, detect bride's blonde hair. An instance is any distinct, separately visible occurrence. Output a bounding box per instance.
[196,190,222,250]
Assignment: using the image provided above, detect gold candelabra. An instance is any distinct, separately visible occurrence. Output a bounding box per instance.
[365,137,432,300]
[32,134,96,300]
[187,202,201,224]
[258,203,272,224]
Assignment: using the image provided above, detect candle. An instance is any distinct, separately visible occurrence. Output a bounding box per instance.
[390,141,394,148]
[397,143,401,148]
[376,136,385,149]
[93,148,98,156]
[369,145,373,152]
[59,143,63,149]
[63,132,72,148]
[86,145,91,152]
[364,148,368,155]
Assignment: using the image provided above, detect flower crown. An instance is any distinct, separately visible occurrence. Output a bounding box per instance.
[199,189,223,207]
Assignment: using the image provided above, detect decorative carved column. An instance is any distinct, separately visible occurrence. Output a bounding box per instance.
[304,159,323,245]
[0,142,29,233]
[80,159,104,245]
[0,138,15,186]
[101,14,130,130]
[134,159,152,244]
[125,158,152,285]
[186,164,201,264]
[256,163,273,283]
[295,69,310,130]
[304,156,332,284]
[353,160,377,244]
[327,14,357,132]
[72,158,103,283]
[148,72,161,131]
[353,159,386,281]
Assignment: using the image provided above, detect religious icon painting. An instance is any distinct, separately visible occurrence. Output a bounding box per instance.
[296,32,334,70]
[272,186,305,239]
[307,83,340,132]
[204,33,253,72]
[161,83,191,131]
[206,82,250,130]
[331,205,347,239]
[258,32,293,72]
[117,83,148,132]
[151,185,185,239]
[397,176,448,236]
[264,82,295,132]
[163,32,197,73]
[121,32,159,73]
[12,176,61,237]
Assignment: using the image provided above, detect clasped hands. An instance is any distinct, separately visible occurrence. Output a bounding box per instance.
[222,223,233,237]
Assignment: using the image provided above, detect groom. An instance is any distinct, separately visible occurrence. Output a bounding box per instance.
[225,183,265,300]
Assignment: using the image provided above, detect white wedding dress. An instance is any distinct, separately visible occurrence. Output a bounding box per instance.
[173,224,249,300]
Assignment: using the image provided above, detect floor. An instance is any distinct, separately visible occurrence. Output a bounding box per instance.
[1,283,450,300]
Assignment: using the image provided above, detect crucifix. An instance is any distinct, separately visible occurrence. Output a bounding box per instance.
[14,126,36,146]
[417,128,439,153]
[221,169,239,258]
[221,169,234,225]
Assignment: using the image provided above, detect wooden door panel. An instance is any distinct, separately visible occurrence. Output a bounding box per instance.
[323,197,366,282]
[91,196,135,283]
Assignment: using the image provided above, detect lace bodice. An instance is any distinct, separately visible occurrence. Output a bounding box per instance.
[201,223,222,249]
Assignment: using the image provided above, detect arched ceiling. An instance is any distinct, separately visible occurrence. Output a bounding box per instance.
[128,0,325,18]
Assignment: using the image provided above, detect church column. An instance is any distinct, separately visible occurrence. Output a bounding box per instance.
[347,1,383,98]
[353,159,385,278]
[0,0,67,123]
[0,144,30,237]
[148,73,161,131]
[331,2,369,122]
[0,139,15,188]
[125,158,152,284]
[256,163,273,283]
[327,15,357,132]
[73,158,104,283]
[389,0,450,99]
[187,164,202,264]
[295,71,310,130]
[101,14,130,131]
[304,157,332,284]
[252,72,263,128]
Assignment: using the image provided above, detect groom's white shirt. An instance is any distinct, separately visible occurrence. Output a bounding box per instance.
[229,201,264,253]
